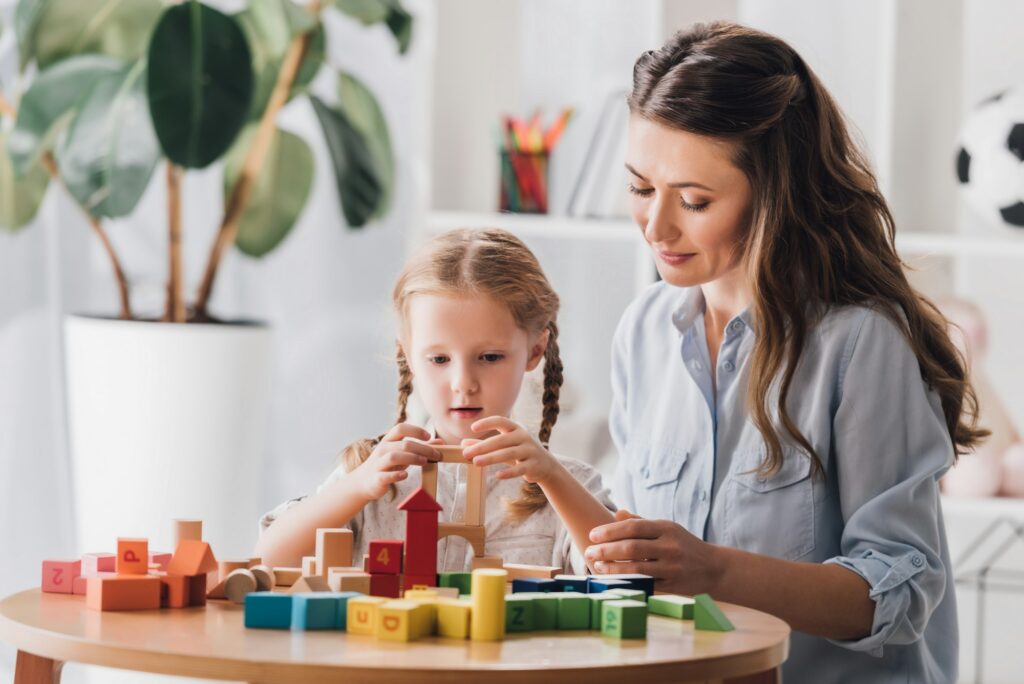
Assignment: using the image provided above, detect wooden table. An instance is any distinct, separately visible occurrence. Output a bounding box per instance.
[0,589,789,683]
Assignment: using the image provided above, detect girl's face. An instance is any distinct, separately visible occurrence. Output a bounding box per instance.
[625,115,753,288]
[402,293,547,444]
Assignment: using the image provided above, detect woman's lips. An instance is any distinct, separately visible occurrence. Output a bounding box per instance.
[658,250,696,266]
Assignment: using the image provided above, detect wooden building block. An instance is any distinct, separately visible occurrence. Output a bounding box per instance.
[327,570,371,594]
[72,575,90,596]
[224,569,258,604]
[607,587,646,602]
[315,528,354,578]
[465,463,484,526]
[377,600,418,641]
[505,594,535,632]
[648,594,695,620]
[81,553,115,576]
[363,554,369,572]
[148,552,172,572]
[401,573,437,591]
[401,593,438,637]
[218,560,250,582]
[206,577,227,600]
[470,569,507,641]
[86,575,161,611]
[602,599,647,639]
[187,574,207,607]
[369,573,401,598]
[332,592,362,631]
[434,445,468,462]
[368,539,403,574]
[512,577,558,593]
[347,596,387,636]
[173,519,202,547]
[248,557,262,567]
[556,592,590,630]
[288,575,330,594]
[271,567,302,587]
[503,563,561,580]
[301,556,317,576]
[588,592,622,627]
[439,572,472,595]
[42,560,80,594]
[398,488,442,577]
[470,555,503,571]
[250,565,275,591]
[159,575,190,608]
[553,574,589,593]
[436,598,471,639]
[530,592,559,630]
[291,593,341,630]
[435,587,459,598]
[421,461,438,499]
[587,577,632,594]
[693,593,735,632]
[592,573,655,598]
[244,592,292,629]
[116,538,149,575]
[168,540,216,577]
[437,523,486,557]
[404,588,439,600]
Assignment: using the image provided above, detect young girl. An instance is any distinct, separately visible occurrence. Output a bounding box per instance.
[256,228,616,574]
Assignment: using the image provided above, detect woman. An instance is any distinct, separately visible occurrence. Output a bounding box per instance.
[586,22,983,682]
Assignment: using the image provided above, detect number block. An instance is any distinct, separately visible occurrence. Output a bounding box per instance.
[553,574,589,593]
[512,577,559,593]
[81,553,115,576]
[368,539,404,574]
[436,598,471,639]
[556,591,590,630]
[648,594,695,620]
[42,560,81,594]
[347,596,387,636]
[587,592,622,627]
[116,538,149,575]
[376,600,418,641]
[86,575,161,611]
[505,594,535,632]
[244,592,293,629]
[292,593,342,630]
[369,572,401,598]
[693,593,735,632]
[601,599,648,639]
[438,572,472,595]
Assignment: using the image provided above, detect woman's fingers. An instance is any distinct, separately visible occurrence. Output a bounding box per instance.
[589,517,662,544]
[463,430,522,458]
[585,537,661,563]
[382,423,431,443]
[592,560,663,578]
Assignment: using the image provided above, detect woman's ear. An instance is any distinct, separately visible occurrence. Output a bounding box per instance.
[525,328,550,372]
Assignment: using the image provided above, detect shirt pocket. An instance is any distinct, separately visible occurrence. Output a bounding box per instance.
[485,533,556,567]
[724,447,815,560]
[627,443,688,520]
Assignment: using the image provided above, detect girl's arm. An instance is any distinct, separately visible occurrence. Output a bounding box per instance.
[537,464,615,569]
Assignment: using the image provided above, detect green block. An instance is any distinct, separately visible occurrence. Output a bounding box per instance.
[607,588,647,602]
[528,593,559,630]
[557,591,590,630]
[693,593,735,632]
[601,599,648,639]
[505,594,535,632]
[648,594,695,620]
[588,592,622,628]
[439,572,472,596]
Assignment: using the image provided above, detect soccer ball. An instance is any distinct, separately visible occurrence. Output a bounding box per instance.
[955,90,1024,228]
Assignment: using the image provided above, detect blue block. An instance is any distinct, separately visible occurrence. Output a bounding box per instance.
[292,593,341,630]
[553,574,589,593]
[586,578,632,594]
[596,574,655,598]
[244,592,292,629]
[512,578,559,593]
[334,591,362,630]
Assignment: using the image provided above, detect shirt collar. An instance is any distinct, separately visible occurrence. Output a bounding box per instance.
[671,286,755,337]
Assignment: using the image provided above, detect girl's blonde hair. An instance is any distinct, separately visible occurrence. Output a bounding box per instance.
[340,228,563,520]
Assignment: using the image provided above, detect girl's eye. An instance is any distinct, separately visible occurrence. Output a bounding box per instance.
[428,355,449,365]
[627,183,654,197]
[480,353,504,363]
[680,196,709,212]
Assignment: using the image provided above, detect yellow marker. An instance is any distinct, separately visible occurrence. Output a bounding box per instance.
[346,596,386,636]
[470,568,507,641]
[377,600,418,642]
[436,598,472,639]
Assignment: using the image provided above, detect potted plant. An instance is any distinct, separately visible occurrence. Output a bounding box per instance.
[0,0,410,556]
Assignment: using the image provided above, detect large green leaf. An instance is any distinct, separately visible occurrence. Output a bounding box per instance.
[7,55,124,176]
[224,125,314,257]
[336,71,394,219]
[55,60,161,218]
[16,0,162,71]
[311,94,383,228]
[382,0,413,54]
[147,2,254,169]
[0,132,50,230]
[329,0,413,53]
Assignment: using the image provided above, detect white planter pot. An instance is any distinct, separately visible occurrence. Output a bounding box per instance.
[64,315,272,559]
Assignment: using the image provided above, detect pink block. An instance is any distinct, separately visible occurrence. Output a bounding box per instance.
[42,559,81,594]
[81,552,116,576]
[73,575,88,595]
[149,552,172,572]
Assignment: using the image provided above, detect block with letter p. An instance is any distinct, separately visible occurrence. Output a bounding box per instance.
[117,538,149,575]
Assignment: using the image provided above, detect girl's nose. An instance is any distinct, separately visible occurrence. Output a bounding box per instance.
[450,365,479,395]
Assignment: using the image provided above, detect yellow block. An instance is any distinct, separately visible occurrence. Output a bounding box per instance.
[470,568,507,641]
[377,600,418,642]
[436,598,471,639]
[347,596,387,636]
[403,592,438,636]
[404,588,439,600]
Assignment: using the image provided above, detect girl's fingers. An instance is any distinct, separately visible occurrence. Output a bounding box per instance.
[495,463,527,480]
[463,430,521,458]
[399,439,441,461]
[381,451,428,470]
[382,423,431,443]
[470,415,518,435]
[470,446,523,467]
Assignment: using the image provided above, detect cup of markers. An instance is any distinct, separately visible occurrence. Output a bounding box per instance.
[499,108,573,214]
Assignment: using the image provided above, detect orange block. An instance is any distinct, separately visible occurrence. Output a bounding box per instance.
[168,540,217,577]
[187,574,207,607]
[86,575,161,611]
[160,575,190,608]
[149,552,172,572]
[117,538,149,575]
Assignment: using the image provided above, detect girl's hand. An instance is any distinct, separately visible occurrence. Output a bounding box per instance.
[353,423,439,501]
[584,509,725,595]
[462,416,560,483]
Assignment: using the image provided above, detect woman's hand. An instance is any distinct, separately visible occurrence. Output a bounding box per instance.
[353,423,440,501]
[585,509,725,595]
[462,416,560,484]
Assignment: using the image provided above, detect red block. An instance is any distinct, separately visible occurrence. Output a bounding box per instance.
[368,540,403,574]
[369,573,402,598]
[397,488,441,577]
[42,560,81,594]
[160,575,190,608]
[81,552,116,576]
[401,573,437,591]
[187,574,207,607]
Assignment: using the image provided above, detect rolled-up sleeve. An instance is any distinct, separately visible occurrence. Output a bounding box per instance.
[824,308,955,656]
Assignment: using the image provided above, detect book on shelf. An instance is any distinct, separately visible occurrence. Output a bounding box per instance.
[568,89,630,220]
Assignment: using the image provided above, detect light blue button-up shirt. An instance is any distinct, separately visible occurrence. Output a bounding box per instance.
[610,282,958,683]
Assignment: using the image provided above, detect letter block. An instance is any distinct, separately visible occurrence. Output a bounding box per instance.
[368,539,403,574]
[347,596,387,636]
[601,599,648,639]
[117,538,149,575]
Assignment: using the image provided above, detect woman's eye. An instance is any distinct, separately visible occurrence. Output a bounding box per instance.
[680,196,709,212]
[480,353,504,363]
[428,355,449,365]
[627,183,654,197]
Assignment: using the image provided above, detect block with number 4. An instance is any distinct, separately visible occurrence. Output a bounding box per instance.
[368,539,403,574]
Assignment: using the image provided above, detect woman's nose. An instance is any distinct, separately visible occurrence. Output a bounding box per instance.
[643,194,679,244]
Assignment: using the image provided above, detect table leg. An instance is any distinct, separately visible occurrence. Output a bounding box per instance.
[14,651,63,684]
[723,667,781,684]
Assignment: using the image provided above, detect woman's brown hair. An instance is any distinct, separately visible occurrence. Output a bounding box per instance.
[340,228,562,519]
[628,21,987,475]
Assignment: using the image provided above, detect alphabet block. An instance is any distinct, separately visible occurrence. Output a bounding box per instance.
[601,599,647,639]
[116,538,149,575]
[436,597,471,639]
[505,594,535,632]
[587,592,621,627]
[244,592,292,629]
[42,560,81,594]
[556,591,590,629]
[377,600,418,642]
[347,596,387,636]
[368,539,403,574]
[553,574,588,593]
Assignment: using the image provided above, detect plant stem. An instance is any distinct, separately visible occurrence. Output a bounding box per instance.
[4,88,134,320]
[192,1,321,320]
[165,163,185,323]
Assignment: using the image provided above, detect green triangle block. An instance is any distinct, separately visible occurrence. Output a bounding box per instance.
[693,593,734,631]
[648,594,695,620]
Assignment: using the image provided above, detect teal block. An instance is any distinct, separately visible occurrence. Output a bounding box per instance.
[505,594,535,632]
[694,593,735,632]
[648,594,694,620]
[334,591,363,630]
[244,592,292,629]
[601,599,647,639]
[607,588,646,602]
[588,592,621,628]
[439,572,473,596]
[557,591,590,630]
[291,593,341,630]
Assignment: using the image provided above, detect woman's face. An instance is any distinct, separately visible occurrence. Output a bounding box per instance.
[625,115,753,288]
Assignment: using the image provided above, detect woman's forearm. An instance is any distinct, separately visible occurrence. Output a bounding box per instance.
[539,466,616,571]
[709,544,875,639]
[253,477,371,568]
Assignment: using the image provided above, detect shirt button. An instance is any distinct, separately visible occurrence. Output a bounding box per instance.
[912,555,924,567]
[729,320,743,333]
[693,361,703,371]
[723,360,735,372]
[699,489,708,502]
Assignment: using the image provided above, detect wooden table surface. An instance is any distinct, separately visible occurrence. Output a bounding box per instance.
[0,589,789,684]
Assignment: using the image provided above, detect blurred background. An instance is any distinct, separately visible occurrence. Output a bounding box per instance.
[2,0,1024,681]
